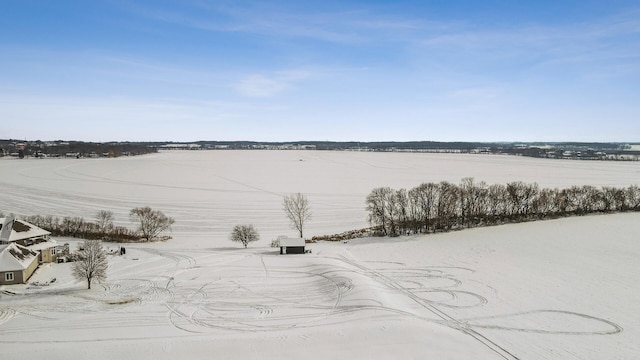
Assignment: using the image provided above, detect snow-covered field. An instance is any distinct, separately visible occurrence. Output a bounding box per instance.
[1,151,639,359]
[1,150,639,243]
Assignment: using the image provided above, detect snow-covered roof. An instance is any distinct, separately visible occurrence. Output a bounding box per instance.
[278,237,305,247]
[0,217,51,242]
[0,243,39,272]
[28,239,59,251]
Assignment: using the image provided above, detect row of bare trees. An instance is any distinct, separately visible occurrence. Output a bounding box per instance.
[366,178,640,237]
[23,214,139,241]
[22,207,174,242]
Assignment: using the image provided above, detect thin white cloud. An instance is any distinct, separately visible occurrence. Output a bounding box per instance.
[233,75,288,98]
[447,86,501,101]
[122,2,429,44]
[232,70,312,98]
[0,93,287,141]
[420,8,640,59]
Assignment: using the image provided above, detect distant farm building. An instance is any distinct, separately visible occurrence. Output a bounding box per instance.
[277,236,306,254]
[160,143,202,150]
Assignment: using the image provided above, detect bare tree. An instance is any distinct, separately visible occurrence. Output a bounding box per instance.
[409,182,438,232]
[283,193,312,238]
[435,181,458,231]
[366,187,401,236]
[394,188,410,235]
[230,224,260,248]
[366,187,389,235]
[533,188,556,216]
[459,177,489,227]
[71,240,108,289]
[602,186,623,212]
[556,188,572,214]
[129,207,175,241]
[625,185,640,210]
[95,210,114,234]
[407,187,424,233]
[487,184,507,219]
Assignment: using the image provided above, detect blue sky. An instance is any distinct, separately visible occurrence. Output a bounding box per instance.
[1,0,639,142]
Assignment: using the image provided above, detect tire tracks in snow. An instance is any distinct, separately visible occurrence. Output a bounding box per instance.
[334,254,521,360]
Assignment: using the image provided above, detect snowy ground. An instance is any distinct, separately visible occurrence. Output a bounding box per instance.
[1,150,638,244]
[1,151,639,359]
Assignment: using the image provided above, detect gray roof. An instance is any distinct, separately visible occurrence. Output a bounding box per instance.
[0,243,38,272]
[0,217,51,243]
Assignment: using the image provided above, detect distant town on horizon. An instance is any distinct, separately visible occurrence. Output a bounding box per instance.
[2,139,639,162]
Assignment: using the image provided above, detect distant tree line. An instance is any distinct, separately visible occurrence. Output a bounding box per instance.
[175,140,635,151]
[157,141,640,161]
[2,139,638,161]
[0,139,157,158]
[366,178,640,237]
[20,207,174,242]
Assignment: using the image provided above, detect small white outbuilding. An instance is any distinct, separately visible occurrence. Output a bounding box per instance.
[277,236,306,254]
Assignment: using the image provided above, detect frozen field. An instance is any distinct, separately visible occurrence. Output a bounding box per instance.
[1,150,639,244]
[1,151,639,359]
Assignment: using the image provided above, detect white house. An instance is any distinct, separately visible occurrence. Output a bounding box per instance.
[0,243,39,285]
[0,216,61,274]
